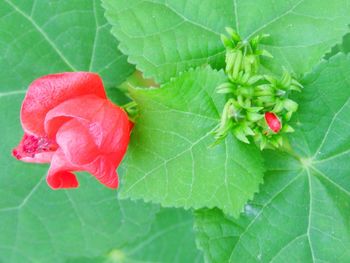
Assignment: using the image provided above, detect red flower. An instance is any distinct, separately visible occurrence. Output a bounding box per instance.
[12,72,131,189]
[264,112,281,133]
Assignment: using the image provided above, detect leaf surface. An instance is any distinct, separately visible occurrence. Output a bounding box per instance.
[194,54,350,263]
[103,0,350,82]
[0,0,133,89]
[0,1,201,262]
[0,92,159,262]
[119,208,203,263]
[120,67,264,217]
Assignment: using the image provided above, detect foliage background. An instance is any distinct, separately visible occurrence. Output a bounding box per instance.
[1,0,350,262]
[0,1,200,262]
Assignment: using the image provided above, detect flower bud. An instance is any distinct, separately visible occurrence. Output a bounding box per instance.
[264,112,281,133]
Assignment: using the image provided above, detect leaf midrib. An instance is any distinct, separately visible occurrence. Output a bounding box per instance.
[229,168,305,261]
[247,0,304,38]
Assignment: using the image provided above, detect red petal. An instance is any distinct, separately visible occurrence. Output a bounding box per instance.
[56,119,99,165]
[265,112,281,133]
[45,95,130,189]
[129,120,134,132]
[21,72,106,136]
[86,156,119,188]
[45,95,130,152]
[46,149,79,189]
[47,171,79,189]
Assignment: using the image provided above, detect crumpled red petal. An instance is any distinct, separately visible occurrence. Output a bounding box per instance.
[21,72,106,136]
[13,72,131,190]
[45,95,130,154]
[44,94,130,189]
[46,149,79,189]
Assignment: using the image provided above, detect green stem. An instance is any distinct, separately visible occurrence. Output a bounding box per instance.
[121,101,137,110]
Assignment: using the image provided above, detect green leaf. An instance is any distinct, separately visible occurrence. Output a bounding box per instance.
[65,209,203,263]
[102,0,232,83]
[120,67,264,217]
[0,1,201,261]
[325,32,350,59]
[117,208,203,263]
[103,0,350,83]
[0,93,159,262]
[0,92,202,263]
[0,0,133,89]
[194,53,350,262]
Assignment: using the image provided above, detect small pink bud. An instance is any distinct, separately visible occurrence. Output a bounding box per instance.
[264,112,281,133]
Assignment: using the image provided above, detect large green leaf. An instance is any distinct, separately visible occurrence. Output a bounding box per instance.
[194,53,350,262]
[0,1,201,262]
[65,208,203,263]
[120,67,264,217]
[0,0,133,89]
[325,33,350,59]
[103,0,350,83]
[117,208,203,263]
[0,92,160,262]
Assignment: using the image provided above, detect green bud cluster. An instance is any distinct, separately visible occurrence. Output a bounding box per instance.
[214,27,303,149]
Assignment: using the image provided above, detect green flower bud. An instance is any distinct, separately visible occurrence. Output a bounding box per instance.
[248,106,264,112]
[254,84,274,96]
[238,86,254,97]
[232,49,243,79]
[216,82,235,94]
[215,30,302,149]
[240,72,252,84]
[247,75,263,85]
[225,50,236,73]
[264,75,277,85]
[257,95,275,104]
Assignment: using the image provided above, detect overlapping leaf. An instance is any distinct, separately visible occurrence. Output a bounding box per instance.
[103,0,350,83]
[0,92,159,262]
[326,33,350,59]
[64,209,202,263]
[120,67,264,217]
[194,53,350,262]
[0,1,202,262]
[117,208,203,263]
[0,0,133,89]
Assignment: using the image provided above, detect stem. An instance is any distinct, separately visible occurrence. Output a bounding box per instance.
[121,101,137,110]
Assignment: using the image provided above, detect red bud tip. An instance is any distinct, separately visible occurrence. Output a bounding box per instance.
[264,112,281,133]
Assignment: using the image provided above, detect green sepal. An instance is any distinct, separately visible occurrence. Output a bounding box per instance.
[283,99,298,112]
[281,124,295,133]
[246,112,264,122]
[225,27,241,42]
[221,34,232,47]
[233,126,250,144]
[272,99,285,112]
[261,49,273,58]
[280,70,292,87]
